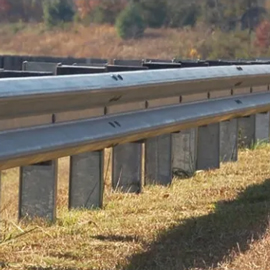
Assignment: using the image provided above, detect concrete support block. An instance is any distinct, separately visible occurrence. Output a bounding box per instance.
[197,123,220,170]
[112,143,142,193]
[3,55,23,70]
[145,134,172,186]
[0,56,3,69]
[238,115,255,148]
[86,58,108,65]
[172,128,197,177]
[255,112,270,144]
[113,59,142,66]
[19,160,58,221]
[238,113,269,148]
[22,61,60,74]
[220,119,238,162]
[69,151,104,209]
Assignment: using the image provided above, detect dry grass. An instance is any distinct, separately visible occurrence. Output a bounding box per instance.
[0,23,209,60]
[0,144,270,269]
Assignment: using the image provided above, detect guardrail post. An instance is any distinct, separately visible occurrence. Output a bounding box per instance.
[112,143,142,193]
[197,123,220,170]
[19,160,57,221]
[145,134,172,186]
[238,115,255,148]
[54,64,106,208]
[69,151,104,209]
[22,61,60,74]
[0,56,3,69]
[220,119,238,162]
[172,128,197,177]
[255,112,270,144]
[237,112,269,148]
[4,55,23,70]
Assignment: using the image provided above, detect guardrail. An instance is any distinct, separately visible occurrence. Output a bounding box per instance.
[0,57,270,222]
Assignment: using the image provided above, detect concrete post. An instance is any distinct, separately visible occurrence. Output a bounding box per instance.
[145,134,172,186]
[69,151,104,209]
[238,113,270,148]
[197,123,220,170]
[19,160,58,221]
[172,128,197,177]
[3,55,23,70]
[22,61,60,74]
[112,143,142,193]
[238,115,255,148]
[220,119,238,162]
[255,112,270,144]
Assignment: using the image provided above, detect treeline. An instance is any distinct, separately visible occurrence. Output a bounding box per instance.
[0,0,269,38]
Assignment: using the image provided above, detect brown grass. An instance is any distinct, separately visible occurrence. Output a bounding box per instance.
[1,144,270,269]
[0,23,210,60]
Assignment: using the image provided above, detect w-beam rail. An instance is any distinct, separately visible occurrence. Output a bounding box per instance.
[0,60,270,221]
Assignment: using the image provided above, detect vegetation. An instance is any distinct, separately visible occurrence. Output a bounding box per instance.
[0,0,270,38]
[0,23,268,60]
[43,0,75,27]
[1,145,270,269]
[139,0,167,28]
[116,3,146,39]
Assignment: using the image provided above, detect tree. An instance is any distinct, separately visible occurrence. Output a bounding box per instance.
[92,0,127,24]
[254,19,270,52]
[0,0,44,22]
[166,0,201,27]
[0,0,10,12]
[139,0,167,28]
[43,0,75,27]
[74,0,127,24]
[73,0,100,19]
[116,3,146,39]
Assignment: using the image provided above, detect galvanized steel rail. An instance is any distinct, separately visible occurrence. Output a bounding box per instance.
[0,91,270,170]
[0,65,269,119]
[0,57,270,222]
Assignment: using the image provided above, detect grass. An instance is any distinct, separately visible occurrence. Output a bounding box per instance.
[0,145,270,269]
[0,22,259,60]
[0,23,189,59]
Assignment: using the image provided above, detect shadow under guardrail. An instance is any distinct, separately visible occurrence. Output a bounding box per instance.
[118,179,270,269]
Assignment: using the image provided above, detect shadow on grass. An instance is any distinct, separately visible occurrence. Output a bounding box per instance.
[122,179,270,270]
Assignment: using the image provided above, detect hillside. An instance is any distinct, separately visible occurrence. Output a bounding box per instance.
[1,146,270,269]
[0,23,262,60]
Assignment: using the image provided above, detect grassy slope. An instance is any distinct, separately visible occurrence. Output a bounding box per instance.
[1,145,270,269]
[0,23,206,60]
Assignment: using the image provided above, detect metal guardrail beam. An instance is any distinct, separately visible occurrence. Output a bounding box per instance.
[0,70,53,77]
[0,65,270,119]
[0,91,269,170]
[1,56,270,222]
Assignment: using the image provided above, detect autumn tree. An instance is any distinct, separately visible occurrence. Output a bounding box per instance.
[74,0,127,24]
[74,0,100,19]
[116,2,145,39]
[254,19,270,52]
[0,0,44,22]
[166,0,200,27]
[43,0,75,27]
[139,0,167,28]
